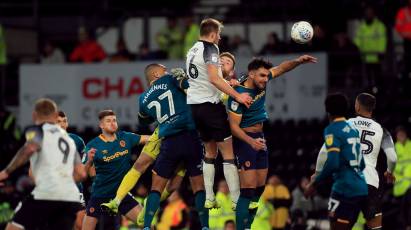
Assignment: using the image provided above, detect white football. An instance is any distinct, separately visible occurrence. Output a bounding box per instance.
[291,21,314,44]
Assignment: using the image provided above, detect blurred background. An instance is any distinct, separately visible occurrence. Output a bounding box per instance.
[1,0,411,229]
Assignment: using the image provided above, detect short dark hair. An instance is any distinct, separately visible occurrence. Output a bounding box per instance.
[34,98,57,117]
[98,110,116,120]
[144,63,164,80]
[220,52,236,66]
[325,93,349,117]
[356,93,376,112]
[58,110,66,118]
[395,126,407,135]
[200,18,223,36]
[247,58,273,71]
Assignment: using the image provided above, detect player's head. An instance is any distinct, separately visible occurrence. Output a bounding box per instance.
[200,18,223,45]
[395,126,408,143]
[220,52,235,79]
[325,93,349,118]
[98,109,118,134]
[57,110,68,130]
[355,93,376,116]
[224,220,235,230]
[247,58,273,89]
[144,63,167,86]
[32,98,58,124]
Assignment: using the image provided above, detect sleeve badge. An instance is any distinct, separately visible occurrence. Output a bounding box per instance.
[231,101,239,111]
[325,134,334,146]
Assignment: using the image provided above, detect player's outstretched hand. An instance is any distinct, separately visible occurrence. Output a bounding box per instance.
[297,55,317,64]
[0,170,9,186]
[87,148,96,163]
[170,68,188,81]
[384,171,396,184]
[236,93,252,108]
[304,182,316,198]
[251,138,266,151]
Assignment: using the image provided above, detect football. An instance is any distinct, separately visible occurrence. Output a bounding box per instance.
[291,21,314,44]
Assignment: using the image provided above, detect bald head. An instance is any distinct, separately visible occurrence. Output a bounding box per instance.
[144,63,167,85]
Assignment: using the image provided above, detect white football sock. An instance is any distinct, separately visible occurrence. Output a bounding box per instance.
[223,162,240,205]
[202,161,216,201]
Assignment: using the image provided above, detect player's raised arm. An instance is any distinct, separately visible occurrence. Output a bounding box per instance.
[270,55,317,78]
[0,126,42,182]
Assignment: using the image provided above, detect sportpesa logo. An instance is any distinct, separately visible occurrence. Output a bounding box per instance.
[102,149,129,162]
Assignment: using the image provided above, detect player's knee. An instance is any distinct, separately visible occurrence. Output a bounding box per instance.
[240,188,255,199]
[134,156,153,172]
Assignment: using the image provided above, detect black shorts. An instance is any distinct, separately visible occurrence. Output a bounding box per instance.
[190,102,231,142]
[86,193,139,218]
[12,195,81,230]
[328,192,367,226]
[363,185,383,220]
[153,130,204,179]
[234,132,268,170]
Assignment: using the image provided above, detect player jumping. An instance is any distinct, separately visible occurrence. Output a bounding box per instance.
[227,56,316,230]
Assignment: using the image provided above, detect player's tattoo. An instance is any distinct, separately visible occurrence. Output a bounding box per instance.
[5,143,37,174]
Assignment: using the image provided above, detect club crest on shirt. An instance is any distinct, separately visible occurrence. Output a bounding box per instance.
[231,101,239,111]
[119,140,126,147]
[25,131,36,141]
[325,134,334,146]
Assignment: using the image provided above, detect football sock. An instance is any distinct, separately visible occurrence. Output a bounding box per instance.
[115,168,141,203]
[236,188,254,230]
[143,191,160,228]
[203,158,216,201]
[223,159,240,204]
[194,190,209,228]
[246,186,265,228]
[160,188,171,202]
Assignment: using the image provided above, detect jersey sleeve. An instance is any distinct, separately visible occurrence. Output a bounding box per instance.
[381,128,397,173]
[315,144,328,173]
[24,125,43,147]
[169,74,189,90]
[227,95,244,115]
[203,42,219,66]
[82,143,91,164]
[314,127,341,185]
[124,132,142,147]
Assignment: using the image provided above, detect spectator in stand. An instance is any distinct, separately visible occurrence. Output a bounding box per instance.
[329,32,362,89]
[224,220,236,230]
[231,35,253,57]
[69,27,106,63]
[136,43,157,60]
[109,38,134,63]
[354,6,387,88]
[393,126,411,229]
[0,24,6,65]
[209,180,235,230]
[183,15,200,55]
[395,0,411,93]
[41,40,65,64]
[262,175,291,230]
[259,32,286,55]
[156,17,183,59]
[157,190,189,230]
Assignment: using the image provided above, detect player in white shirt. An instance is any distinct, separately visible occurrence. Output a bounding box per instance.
[186,18,252,209]
[0,98,86,230]
[313,93,397,230]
